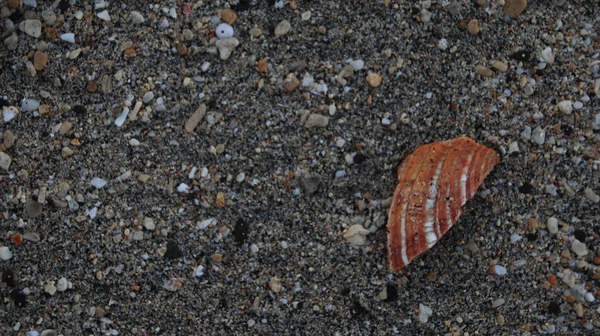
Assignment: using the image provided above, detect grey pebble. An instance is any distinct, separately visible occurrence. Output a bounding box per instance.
[304,113,329,128]
[532,127,545,145]
[301,174,321,194]
[0,152,12,171]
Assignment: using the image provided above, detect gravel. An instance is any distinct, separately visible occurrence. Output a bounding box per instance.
[1,0,599,334]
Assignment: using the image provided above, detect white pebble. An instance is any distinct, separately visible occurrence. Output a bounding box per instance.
[250,244,259,253]
[60,33,75,43]
[88,207,98,219]
[335,170,346,178]
[349,59,364,71]
[557,100,572,114]
[418,304,433,323]
[236,172,245,182]
[492,298,505,308]
[201,62,211,72]
[56,277,69,291]
[216,23,234,39]
[177,183,190,193]
[532,126,545,145]
[0,246,13,260]
[91,177,107,189]
[343,224,370,246]
[3,106,19,122]
[585,292,595,302]
[188,167,197,179]
[129,138,141,147]
[201,167,208,177]
[21,99,39,112]
[573,101,583,109]
[547,217,559,234]
[336,138,346,147]
[143,217,155,230]
[142,91,154,103]
[494,265,507,275]
[571,239,588,256]
[97,10,111,21]
[131,11,145,23]
[510,234,521,244]
[541,47,554,65]
[159,18,169,28]
[381,118,391,125]
[437,38,448,50]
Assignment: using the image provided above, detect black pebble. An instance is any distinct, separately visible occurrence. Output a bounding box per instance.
[235,0,251,11]
[548,301,561,314]
[164,240,182,259]
[234,218,249,245]
[0,98,9,108]
[574,229,586,242]
[73,105,86,114]
[353,153,367,165]
[518,182,534,194]
[58,0,70,12]
[526,233,537,242]
[340,287,351,296]
[510,49,531,62]
[383,283,399,303]
[2,268,15,287]
[10,289,27,307]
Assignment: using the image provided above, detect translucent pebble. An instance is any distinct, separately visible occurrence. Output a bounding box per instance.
[216,23,234,39]
[91,177,107,189]
[21,99,40,112]
[494,265,507,275]
[60,33,75,43]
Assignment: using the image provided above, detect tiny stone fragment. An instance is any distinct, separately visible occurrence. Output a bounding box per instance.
[304,114,329,128]
[184,104,206,133]
[475,65,493,77]
[275,20,291,37]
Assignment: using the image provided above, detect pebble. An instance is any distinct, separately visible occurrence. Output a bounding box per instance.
[541,47,554,64]
[584,188,599,203]
[494,265,507,275]
[44,281,57,295]
[3,106,19,122]
[21,99,39,112]
[572,101,583,110]
[547,217,558,234]
[40,331,56,336]
[510,234,522,243]
[269,277,282,293]
[420,9,432,23]
[365,72,382,87]
[492,61,508,72]
[20,19,42,38]
[177,183,190,193]
[215,37,239,60]
[0,152,12,171]
[91,177,107,189]
[350,59,364,71]
[163,278,183,292]
[274,20,291,37]
[475,65,493,77]
[197,218,215,230]
[557,100,572,114]
[184,104,206,133]
[33,51,48,71]
[0,246,13,260]
[301,174,321,194]
[220,9,237,24]
[468,19,480,35]
[3,33,18,51]
[25,200,42,217]
[97,10,111,21]
[3,130,15,149]
[56,277,69,291]
[304,113,329,128]
[584,292,595,303]
[236,172,245,183]
[194,265,205,277]
[129,138,140,147]
[130,11,145,23]
[249,28,263,37]
[22,232,40,242]
[343,224,370,246]
[521,126,532,141]
[61,147,74,158]
[283,73,300,91]
[571,239,588,256]
[492,298,505,308]
[418,304,433,323]
[142,91,154,104]
[60,33,75,43]
[7,0,19,8]
[504,0,527,18]
[216,23,234,39]
[508,141,519,154]
[531,127,545,145]
[41,11,56,25]
[160,18,169,28]
[101,75,112,93]
[301,11,311,21]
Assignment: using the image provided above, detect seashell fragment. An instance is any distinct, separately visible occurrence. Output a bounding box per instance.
[387,137,500,272]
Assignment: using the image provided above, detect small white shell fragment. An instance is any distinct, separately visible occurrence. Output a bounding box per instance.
[0,246,13,260]
[2,106,19,122]
[215,23,234,39]
[557,100,572,114]
[60,33,75,43]
[343,224,370,246]
[197,218,216,230]
[418,304,433,323]
[88,207,98,219]
[188,167,197,179]
[541,47,554,64]
[97,10,111,21]
[91,177,107,189]
[129,138,141,146]
[21,99,40,112]
[177,183,190,193]
[494,265,507,275]
[585,292,595,303]
[349,59,364,71]
[194,265,205,277]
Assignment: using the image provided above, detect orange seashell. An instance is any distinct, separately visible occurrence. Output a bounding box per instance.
[387,137,500,272]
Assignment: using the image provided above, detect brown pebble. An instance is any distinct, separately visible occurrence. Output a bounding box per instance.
[7,0,20,9]
[318,26,327,34]
[220,9,237,24]
[101,74,112,94]
[592,273,600,280]
[33,51,48,71]
[257,59,268,73]
[124,48,136,57]
[504,0,527,19]
[424,272,437,282]
[3,130,16,149]
[25,200,42,217]
[548,274,557,287]
[475,65,493,77]
[177,43,188,55]
[211,253,223,263]
[38,104,50,115]
[216,192,226,208]
[527,218,538,231]
[290,0,297,9]
[492,61,508,72]
[184,104,206,133]
[249,28,263,37]
[467,19,480,35]
[366,73,382,87]
[87,80,97,93]
[11,233,23,246]
[45,27,58,38]
[565,295,576,303]
[61,147,74,158]
[283,73,300,92]
[593,256,600,265]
